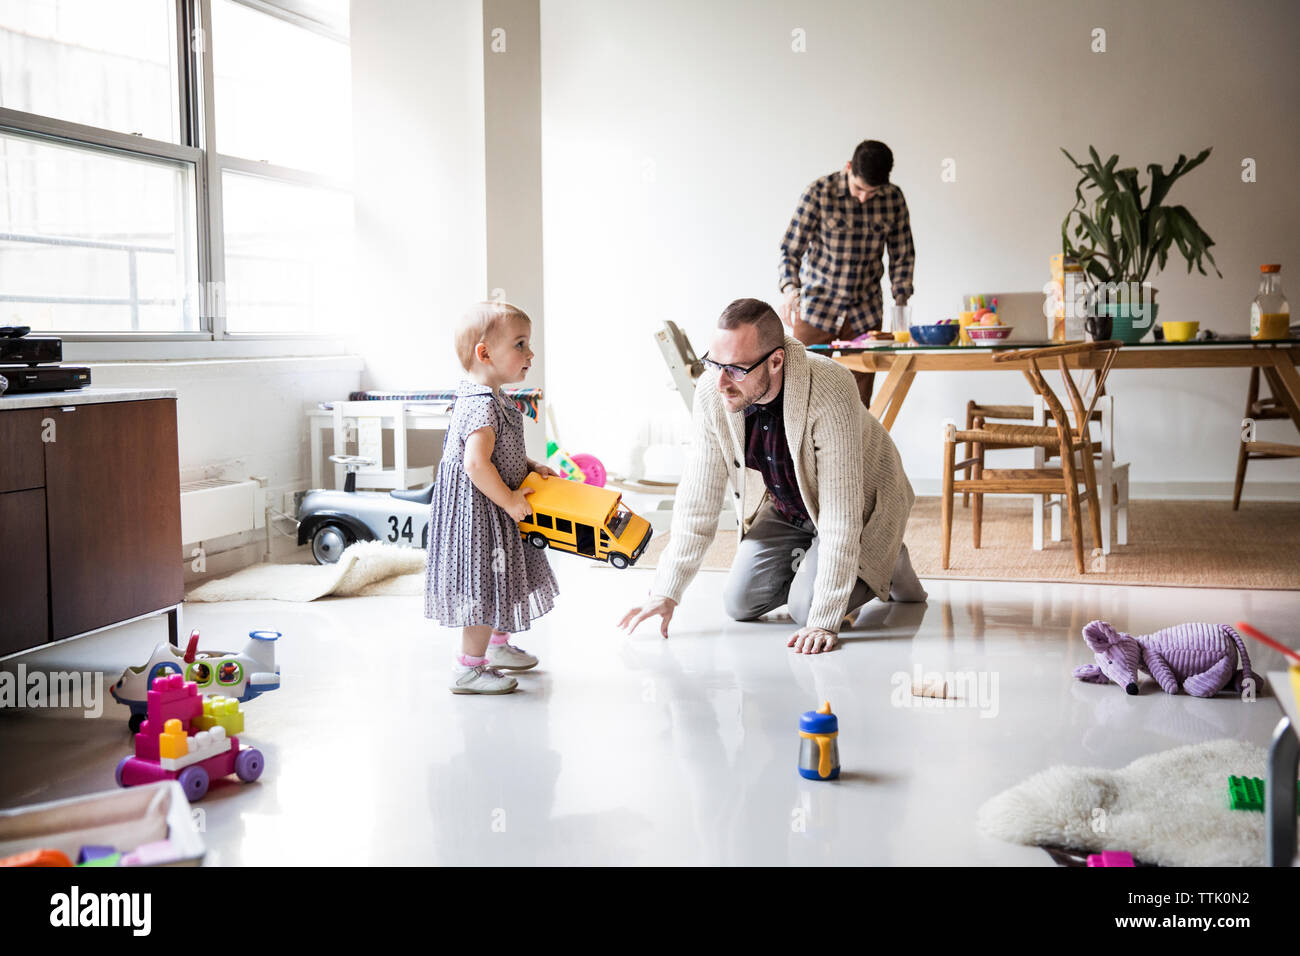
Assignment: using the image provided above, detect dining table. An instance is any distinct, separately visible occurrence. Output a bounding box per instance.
[811,336,1300,433]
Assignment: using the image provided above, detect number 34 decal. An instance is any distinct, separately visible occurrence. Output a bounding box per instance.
[387,515,415,542]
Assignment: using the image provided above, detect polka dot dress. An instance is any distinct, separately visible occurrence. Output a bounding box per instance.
[424,380,559,631]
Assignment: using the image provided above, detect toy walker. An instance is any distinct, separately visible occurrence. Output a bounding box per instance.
[115,674,265,802]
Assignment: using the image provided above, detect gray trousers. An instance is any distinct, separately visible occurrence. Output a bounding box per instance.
[723,498,927,626]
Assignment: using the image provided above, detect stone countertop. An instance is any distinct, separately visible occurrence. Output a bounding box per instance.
[0,386,177,411]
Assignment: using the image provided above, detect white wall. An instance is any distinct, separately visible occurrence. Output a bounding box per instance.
[539,0,1300,496]
[86,356,364,575]
[350,0,488,393]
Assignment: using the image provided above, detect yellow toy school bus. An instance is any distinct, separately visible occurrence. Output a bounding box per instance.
[517,473,652,568]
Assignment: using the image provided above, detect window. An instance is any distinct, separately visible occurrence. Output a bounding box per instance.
[0,0,181,142]
[211,0,351,178]
[0,131,198,332]
[555,518,572,534]
[221,171,352,334]
[0,0,352,340]
[535,513,552,529]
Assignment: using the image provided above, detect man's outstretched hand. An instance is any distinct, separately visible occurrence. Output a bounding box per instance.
[788,626,838,654]
[619,596,677,639]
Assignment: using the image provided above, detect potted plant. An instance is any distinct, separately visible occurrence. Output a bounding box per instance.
[1060,146,1221,343]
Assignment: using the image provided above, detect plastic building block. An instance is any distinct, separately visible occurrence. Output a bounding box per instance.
[120,839,182,867]
[0,848,72,867]
[76,845,116,864]
[117,671,266,799]
[77,852,122,867]
[159,725,229,772]
[1087,851,1135,867]
[158,718,189,760]
[193,695,244,736]
[1227,775,1300,813]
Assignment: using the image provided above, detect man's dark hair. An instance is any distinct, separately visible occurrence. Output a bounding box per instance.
[718,298,783,352]
[852,140,893,187]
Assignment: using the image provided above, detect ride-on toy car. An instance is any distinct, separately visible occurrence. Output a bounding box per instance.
[297,455,433,563]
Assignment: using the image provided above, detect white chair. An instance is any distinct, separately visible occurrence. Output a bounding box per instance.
[329,400,434,491]
[1033,393,1129,555]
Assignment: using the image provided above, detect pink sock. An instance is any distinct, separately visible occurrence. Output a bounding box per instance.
[459,653,487,666]
[489,631,510,645]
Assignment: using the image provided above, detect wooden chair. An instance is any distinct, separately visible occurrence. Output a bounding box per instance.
[1233,366,1300,509]
[941,341,1121,573]
[961,395,1034,508]
[1037,393,1129,554]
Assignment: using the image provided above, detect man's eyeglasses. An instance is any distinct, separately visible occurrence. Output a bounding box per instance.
[700,346,782,382]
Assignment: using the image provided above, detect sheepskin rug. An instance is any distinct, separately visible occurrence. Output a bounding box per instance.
[977,738,1272,867]
[186,541,425,602]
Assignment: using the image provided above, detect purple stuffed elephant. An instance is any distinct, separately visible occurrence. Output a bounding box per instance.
[1073,621,1256,698]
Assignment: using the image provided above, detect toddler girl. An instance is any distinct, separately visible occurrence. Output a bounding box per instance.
[425,301,559,694]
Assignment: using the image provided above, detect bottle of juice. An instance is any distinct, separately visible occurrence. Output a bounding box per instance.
[1251,264,1290,340]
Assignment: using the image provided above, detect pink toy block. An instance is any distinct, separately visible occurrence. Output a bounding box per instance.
[1086,850,1135,867]
[120,839,183,867]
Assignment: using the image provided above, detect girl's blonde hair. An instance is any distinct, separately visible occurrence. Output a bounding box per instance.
[454,301,531,372]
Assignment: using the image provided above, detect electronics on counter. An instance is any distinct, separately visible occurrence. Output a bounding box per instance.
[0,325,90,395]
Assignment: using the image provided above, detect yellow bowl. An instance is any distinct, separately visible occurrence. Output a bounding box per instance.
[1162,320,1199,342]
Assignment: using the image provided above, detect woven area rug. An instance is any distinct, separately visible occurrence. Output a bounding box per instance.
[186,541,424,602]
[640,499,1300,590]
[976,739,1269,867]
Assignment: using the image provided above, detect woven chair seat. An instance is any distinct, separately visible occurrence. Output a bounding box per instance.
[953,424,1091,450]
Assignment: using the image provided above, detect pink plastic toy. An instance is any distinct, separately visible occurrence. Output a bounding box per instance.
[1086,850,1135,867]
[115,674,265,802]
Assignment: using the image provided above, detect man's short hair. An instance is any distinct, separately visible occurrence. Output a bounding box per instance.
[852,140,893,187]
[717,298,784,352]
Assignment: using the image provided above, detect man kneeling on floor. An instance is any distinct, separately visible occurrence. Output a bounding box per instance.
[620,297,927,654]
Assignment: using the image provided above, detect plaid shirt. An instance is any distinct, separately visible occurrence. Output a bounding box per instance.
[778,170,915,336]
[744,382,809,524]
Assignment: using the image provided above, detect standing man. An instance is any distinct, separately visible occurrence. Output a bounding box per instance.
[619,298,926,655]
[779,139,915,407]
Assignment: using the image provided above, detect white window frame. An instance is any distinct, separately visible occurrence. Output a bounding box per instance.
[0,0,352,360]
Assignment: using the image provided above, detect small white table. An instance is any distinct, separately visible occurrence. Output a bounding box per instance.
[307,403,451,491]
[1266,670,1299,866]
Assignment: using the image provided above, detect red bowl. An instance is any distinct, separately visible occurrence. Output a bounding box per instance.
[967,324,1012,342]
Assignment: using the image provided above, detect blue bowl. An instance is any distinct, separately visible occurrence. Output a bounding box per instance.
[908,323,960,346]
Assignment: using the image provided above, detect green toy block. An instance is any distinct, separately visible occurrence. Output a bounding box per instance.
[192,695,244,735]
[1227,775,1300,813]
[76,852,122,867]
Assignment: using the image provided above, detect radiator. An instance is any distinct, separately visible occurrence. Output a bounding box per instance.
[180,478,266,544]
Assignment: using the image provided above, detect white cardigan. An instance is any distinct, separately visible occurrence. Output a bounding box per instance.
[650,335,915,633]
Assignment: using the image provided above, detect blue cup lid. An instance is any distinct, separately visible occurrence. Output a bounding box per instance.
[800,700,837,734]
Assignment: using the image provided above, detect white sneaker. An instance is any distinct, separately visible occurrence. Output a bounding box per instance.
[450,662,518,695]
[486,641,539,671]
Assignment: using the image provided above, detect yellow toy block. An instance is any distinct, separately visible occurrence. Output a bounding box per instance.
[159,718,189,759]
[192,696,244,736]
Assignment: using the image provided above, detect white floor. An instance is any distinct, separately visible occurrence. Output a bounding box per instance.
[3,559,1297,866]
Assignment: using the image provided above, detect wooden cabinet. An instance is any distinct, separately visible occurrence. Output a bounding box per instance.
[0,395,182,655]
[0,489,48,655]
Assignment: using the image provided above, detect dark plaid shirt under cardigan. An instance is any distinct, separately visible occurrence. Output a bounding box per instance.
[744,382,809,524]
[778,170,915,337]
